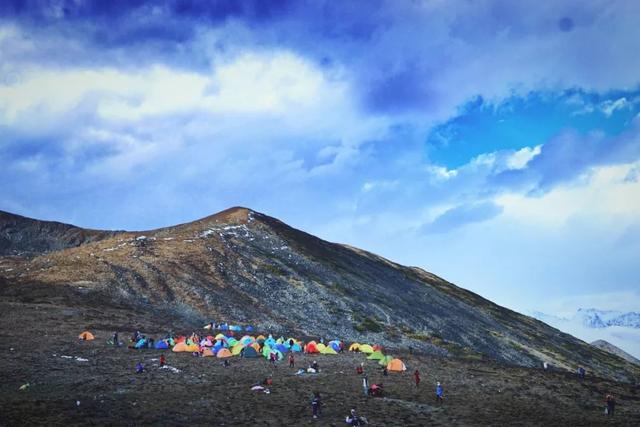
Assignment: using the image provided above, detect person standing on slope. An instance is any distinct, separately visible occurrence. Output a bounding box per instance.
[362,375,369,396]
[288,353,295,368]
[435,382,444,404]
[414,369,421,388]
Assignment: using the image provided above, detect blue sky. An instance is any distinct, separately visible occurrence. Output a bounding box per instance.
[1,0,640,317]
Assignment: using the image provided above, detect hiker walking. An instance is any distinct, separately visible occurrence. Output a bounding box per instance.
[159,354,166,367]
[414,369,421,388]
[288,353,295,368]
[362,375,369,396]
[436,382,444,404]
[311,392,322,419]
[112,332,119,346]
[605,394,616,416]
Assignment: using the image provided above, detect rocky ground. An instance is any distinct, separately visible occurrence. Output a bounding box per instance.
[1,295,639,426]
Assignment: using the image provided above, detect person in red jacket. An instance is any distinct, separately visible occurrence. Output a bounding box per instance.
[159,354,166,367]
[414,369,421,388]
[288,353,295,368]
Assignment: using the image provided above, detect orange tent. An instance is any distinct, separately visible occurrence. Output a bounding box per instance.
[216,348,233,358]
[348,343,360,352]
[172,342,189,352]
[250,342,261,352]
[387,358,407,372]
[202,348,215,357]
[78,331,95,340]
[185,344,199,352]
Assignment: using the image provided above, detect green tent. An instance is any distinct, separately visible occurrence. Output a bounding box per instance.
[379,355,394,366]
[367,351,385,360]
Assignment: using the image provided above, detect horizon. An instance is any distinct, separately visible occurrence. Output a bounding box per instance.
[1,0,639,333]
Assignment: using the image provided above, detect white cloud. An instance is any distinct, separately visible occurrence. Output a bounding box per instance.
[496,161,640,228]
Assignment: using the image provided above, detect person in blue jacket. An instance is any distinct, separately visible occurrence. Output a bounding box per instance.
[436,382,444,404]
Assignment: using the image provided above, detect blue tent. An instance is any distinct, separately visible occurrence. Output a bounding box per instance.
[275,343,289,353]
[245,325,254,332]
[155,340,169,349]
[329,341,341,352]
[230,325,242,332]
[242,346,259,358]
[291,343,302,352]
[134,338,146,349]
[219,324,229,331]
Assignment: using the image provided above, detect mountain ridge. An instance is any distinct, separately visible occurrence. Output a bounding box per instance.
[1,207,639,382]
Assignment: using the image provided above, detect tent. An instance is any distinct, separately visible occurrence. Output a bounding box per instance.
[215,333,227,341]
[367,351,385,360]
[316,343,326,352]
[290,343,302,352]
[231,344,244,355]
[256,335,266,341]
[216,348,233,358]
[155,341,169,350]
[240,335,254,345]
[262,345,272,358]
[78,331,95,341]
[242,346,259,358]
[379,355,394,366]
[349,343,360,352]
[387,358,407,372]
[227,338,239,347]
[185,343,199,352]
[275,344,289,353]
[245,325,254,332]
[329,341,341,352]
[305,342,319,353]
[203,323,212,330]
[359,344,374,354]
[134,338,147,349]
[321,346,338,355]
[202,348,215,357]
[250,342,261,352]
[172,342,189,352]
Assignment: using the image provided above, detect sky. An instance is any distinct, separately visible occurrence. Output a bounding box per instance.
[1,0,640,318]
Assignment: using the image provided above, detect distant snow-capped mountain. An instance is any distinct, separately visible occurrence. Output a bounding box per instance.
[530,308,640,360]
[575,308,640,329]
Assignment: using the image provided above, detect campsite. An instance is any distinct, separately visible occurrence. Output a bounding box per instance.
[1,294,638,426]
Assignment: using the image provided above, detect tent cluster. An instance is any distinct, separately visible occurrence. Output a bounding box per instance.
[168,333,331,361]
[350,342,406,372]
[77,328,405,371]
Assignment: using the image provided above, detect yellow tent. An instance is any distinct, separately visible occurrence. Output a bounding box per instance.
[185,344,199,352]
[349,343,360,352]
[215,333,226,340]
[321,346,338,355]
[231,344,244,355]
[256,335,266,341]
[250,342,261,351]
[359,344,374,354]
[316,343,326,352]
[217,348,233,358]
[387,358,407,372]
[78,331,95,341]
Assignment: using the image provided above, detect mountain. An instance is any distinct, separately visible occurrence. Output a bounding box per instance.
[530,309,640,362]
[1,207,639,382]
[591,340,640,365]
[577,308,640,329]
[0,210,117,256]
